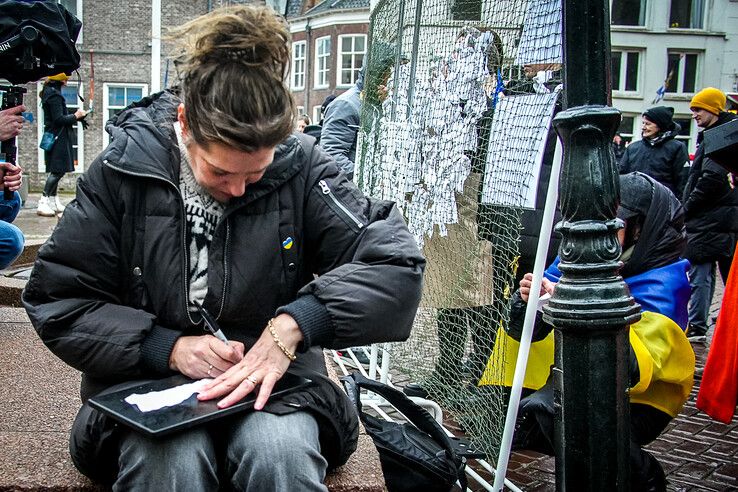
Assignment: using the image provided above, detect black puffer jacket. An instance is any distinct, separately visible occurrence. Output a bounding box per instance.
[619,125,690,199]
[682,112,738,264]
[23,90,425,471]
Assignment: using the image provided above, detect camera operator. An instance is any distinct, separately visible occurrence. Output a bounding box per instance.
[0,157,24,270]
[0,103,26,141]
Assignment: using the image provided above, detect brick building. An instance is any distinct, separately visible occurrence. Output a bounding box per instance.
[13,0,283,194]
[6,0,415,192]
[285,0,369,124]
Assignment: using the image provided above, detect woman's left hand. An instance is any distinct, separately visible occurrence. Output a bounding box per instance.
[197,313,303,410]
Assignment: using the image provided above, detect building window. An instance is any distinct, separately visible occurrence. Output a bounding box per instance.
[451,0,481,20]
[296,105,305,116]
[618,115,636,144]
[669,0,704,29]
[611,0,646,26]
[314,37,331,89]
[665,52,698,94]
[103,83,148,147]
[37,82,85,173]
[312,105,322,124]
[611,51,640,92]
[291,41,306,90]
[57,0,82,42]
[337,35,366,87]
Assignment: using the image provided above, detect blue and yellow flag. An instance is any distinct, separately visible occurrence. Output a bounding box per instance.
[480,257,694,416]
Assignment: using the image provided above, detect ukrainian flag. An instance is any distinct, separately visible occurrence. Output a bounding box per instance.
[480,257,694,417]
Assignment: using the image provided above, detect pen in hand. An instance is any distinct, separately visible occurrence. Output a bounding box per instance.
[196,302,230,346]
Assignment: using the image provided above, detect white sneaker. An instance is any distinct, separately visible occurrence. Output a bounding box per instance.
[36,196,56,217]
[51,195,66,212]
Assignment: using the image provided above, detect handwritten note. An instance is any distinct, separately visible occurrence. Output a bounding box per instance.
[124,379,212,412]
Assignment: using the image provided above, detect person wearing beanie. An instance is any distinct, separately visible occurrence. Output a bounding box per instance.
[37,73,88,217]
[689,87,726,120]
[619,105,690,199]
[683,87,738,341]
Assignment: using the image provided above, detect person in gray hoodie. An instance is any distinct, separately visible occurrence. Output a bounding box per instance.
[319,70,363,178]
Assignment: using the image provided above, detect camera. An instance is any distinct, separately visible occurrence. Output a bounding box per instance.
[0,0,81,199]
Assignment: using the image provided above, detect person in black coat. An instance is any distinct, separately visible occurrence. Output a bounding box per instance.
[682,87,738,340]
[619,106,690,199]
[612,132,626,165]
[38,72,87,216]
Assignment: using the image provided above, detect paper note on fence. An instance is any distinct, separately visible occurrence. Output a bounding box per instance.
[481,91,559,208]
[125,379,212,412]
[515,0,562,65]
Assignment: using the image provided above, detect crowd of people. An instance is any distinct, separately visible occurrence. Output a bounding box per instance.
[614,88,738,344]
[1,4,737,489]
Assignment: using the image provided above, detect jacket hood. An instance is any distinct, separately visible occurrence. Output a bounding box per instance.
[620,172,686,278]
[102,90,306,196]
[103,90,181,182]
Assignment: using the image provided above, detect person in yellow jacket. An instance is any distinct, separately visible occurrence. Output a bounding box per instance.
[480,172,695,490]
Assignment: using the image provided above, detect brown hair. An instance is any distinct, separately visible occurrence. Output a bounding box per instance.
[168,5,295,152]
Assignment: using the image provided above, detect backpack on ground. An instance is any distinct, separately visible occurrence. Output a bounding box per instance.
[342,372,468,492]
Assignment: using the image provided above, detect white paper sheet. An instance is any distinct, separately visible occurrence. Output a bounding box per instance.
[481,90,559,208]
[124,379,213,412]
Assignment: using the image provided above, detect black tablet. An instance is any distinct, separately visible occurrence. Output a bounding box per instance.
[89,373,312,438]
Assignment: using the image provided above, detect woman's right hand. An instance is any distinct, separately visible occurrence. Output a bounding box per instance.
[168,335,245,379]
[74,109,88,120]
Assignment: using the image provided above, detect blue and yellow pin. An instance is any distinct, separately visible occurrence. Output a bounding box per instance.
[282,236,294,250]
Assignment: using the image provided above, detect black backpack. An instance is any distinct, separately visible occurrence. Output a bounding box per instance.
[342,373,469,492]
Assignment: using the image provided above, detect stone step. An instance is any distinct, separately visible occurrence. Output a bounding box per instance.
[0,307,384,491]
[0,238,44,307]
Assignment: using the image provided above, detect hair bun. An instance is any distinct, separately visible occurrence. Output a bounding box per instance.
[169,5,290,79]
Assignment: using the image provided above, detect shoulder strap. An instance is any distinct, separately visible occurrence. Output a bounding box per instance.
[341,373,464,466]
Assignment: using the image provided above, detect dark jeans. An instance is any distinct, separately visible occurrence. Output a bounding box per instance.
[43,172,65,196]
[688,257,732,331]
[515,398,670,490]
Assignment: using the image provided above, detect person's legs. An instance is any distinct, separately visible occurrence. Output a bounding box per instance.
[717,254,733,287]
[630,440,666,492]
[43,172,64,196]
[467,304,496,382]
[38,172,65,216]
[0,192,23,269]
[687,262,715,339]
[434,307,469,382]
[224,410,327,492]
[113,426,218,491]
[0,221,24,269]
[630,404,671,491]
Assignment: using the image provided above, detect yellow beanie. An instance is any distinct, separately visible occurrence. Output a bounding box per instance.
[46,72,70,82]
[690,87,726,115]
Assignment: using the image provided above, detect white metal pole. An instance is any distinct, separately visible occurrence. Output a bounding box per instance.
[151,0,161,93]
[492,136,563,491]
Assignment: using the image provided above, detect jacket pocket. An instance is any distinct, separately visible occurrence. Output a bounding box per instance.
[316,179,365,233]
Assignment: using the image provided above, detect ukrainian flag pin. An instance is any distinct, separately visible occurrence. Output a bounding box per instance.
[282,236,294,250]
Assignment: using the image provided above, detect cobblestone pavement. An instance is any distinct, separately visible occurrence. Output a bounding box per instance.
[9,194,738,491]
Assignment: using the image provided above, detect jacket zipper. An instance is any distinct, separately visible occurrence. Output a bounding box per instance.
[318,180,364,232]
[217,220,231,318]
[102,159,196,325]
